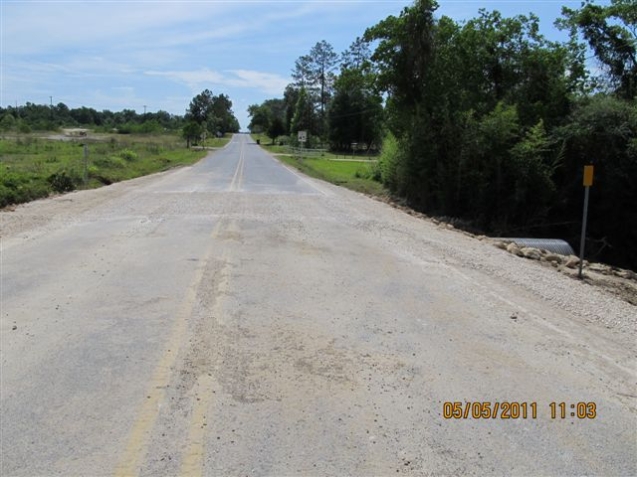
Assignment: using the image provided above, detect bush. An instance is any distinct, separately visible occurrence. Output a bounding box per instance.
[377,132,403,191]
[0,172,50,207]
[47,170,80,193]
[94,156,126,169]
[118,149,138,161]
[87,165,100,177]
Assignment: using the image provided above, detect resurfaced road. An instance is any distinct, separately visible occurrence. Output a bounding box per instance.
[2,134,636,476]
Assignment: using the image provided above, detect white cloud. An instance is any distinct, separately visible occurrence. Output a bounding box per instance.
[145,68,289,95]
[2,2,237,55]
[227,70,290,95]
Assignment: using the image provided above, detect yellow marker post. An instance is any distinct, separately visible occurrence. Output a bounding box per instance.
[583,165,594,187]
[579,165,594,279]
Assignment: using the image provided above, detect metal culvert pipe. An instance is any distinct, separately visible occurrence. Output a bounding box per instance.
[498,238,575,256]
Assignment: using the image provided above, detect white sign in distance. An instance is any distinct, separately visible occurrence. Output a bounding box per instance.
[298,130,307,143]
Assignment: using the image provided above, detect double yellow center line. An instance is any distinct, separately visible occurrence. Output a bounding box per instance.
[114,218,231,477]
[228,139,245,192]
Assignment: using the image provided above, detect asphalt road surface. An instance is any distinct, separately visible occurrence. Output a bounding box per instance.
[2,134,635,476]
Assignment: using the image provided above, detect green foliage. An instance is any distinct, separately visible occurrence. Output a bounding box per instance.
[277,155,385,196]
[291,40,340,137]
[365,2,582,226]
[94,156,127,169]
[553,96,637,267]
[118,149,138,161]
[0,134,206,208]
[328,67,384,151]
[247,99,287,141]
[186,89,240,135]
[0,114,16,134]
[182,121,203,148]
[47,170,80,193]
[267,117,286,143]
[0,171,49,207]
[376,132,403,191]
[0,102,185,132]
[559,0,637,99]
[358,1,636,269]
[18,121,31,134]
[290,87,316,142]
[247,104,271,133]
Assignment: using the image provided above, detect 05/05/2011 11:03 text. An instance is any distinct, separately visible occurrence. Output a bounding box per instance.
[442,402,597,420]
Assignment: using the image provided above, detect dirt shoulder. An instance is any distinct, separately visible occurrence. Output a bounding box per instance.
[367,194,637,307]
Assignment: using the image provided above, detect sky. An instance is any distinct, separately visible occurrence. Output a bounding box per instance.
[1,0,609,131]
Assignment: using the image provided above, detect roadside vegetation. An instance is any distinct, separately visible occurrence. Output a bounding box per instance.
[248,0,636,271]
[0,89,239,208]
[251,132,384,196]
[0,134,209,208]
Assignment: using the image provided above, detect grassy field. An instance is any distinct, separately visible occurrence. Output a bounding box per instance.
[250,134,385,196]
[0,133,218,207]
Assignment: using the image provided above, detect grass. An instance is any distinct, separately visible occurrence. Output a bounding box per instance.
[0,133,209,207]
[277,153,386,196]
[250,133,385,196]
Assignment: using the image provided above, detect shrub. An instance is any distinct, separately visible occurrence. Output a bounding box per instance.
[47,170,80,193]
[94,156,126,169]
[118,149,138,161]
[0,172,50,207]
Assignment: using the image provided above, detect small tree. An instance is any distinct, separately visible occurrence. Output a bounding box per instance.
[290,87,315,144]
[0,114,15,138]
[182,121,203,148]
[267,117,286,144]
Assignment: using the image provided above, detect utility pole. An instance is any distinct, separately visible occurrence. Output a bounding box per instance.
[143,105,147,115]
[50,96,53,120]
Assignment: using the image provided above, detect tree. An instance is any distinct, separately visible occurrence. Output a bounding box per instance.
[0,113,15,138]
[341,37,373,70]
[267,117,286,144]
[283,85,300,134]
[186,90,240,135]
[365,0,438,116]
[291,41,340,137]
[328,67,383,151]
[290,87,316,143]
[364,0,441,208]
[553,95,637,269]
[262,98,286,124]
[309,40,340,124]
[187,89,215,124]
[210,93,240,134]
[560,0,637,99]
[291,54,315,89]
[248,98,287,141]
[182,121,203,148]
[247,104,270,133]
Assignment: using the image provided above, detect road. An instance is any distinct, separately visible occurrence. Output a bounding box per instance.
[2,134,635,476]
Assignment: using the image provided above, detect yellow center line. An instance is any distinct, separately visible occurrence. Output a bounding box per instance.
[228,140,245,192]
[113,218,227,477]
[179,244,233,476]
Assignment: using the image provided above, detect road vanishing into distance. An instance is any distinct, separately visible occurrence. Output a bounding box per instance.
[2,134,636,476]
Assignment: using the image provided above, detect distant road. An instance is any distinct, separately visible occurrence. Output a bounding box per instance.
[2,134,635,476]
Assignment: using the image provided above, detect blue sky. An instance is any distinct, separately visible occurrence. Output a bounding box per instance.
[2,1,608,130]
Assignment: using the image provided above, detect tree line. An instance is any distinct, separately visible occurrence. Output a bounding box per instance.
[0,103,186,134]
[248,0,636,271]
[0,90,241,140]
